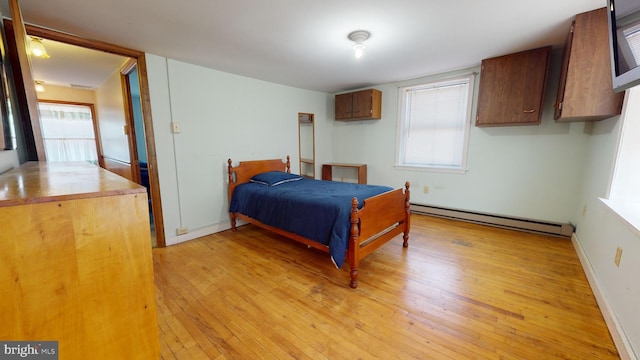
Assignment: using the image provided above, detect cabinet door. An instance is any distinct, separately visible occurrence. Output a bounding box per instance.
[351,90,371,118]
[554,7,624,121]
[352,89,382,119]
[335,89,382,120]
[476,46,551,126]
[335,92,353,120]
[554,21,574,120]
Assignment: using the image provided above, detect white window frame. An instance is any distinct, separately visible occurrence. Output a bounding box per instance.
[395,73,475,173]
[602,87,640,234]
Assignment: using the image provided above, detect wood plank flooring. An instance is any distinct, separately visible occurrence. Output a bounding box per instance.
[153,214,619,359]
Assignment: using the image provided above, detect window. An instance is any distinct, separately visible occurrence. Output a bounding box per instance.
[38,102,99,163]
[396,74,474,172]
[622,23,640,68]
[605,87,640,230]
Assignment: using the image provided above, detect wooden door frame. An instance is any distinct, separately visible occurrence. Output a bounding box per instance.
[12,23,166,247]
[120,59,141,185]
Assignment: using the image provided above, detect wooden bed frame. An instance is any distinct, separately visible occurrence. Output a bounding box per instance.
[227,156,411,288]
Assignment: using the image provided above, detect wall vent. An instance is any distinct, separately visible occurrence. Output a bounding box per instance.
[411,203,574,237]
[70,83,94,89]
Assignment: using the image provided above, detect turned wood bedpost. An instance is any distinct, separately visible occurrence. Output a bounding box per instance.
[349,197,360,288]
[403,181,411,248]
[227,159,237,231]
[285,155,291,173]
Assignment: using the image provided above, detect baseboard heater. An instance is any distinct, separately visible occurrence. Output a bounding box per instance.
[411,203,575,237]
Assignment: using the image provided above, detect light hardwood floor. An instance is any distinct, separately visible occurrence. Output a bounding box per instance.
[153,214,619,359]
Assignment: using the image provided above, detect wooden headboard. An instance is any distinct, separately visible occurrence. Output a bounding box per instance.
[227,156,291,202]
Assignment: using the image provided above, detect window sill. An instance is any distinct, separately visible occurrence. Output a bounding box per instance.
[393,164,467,174]
[600,198,640,237]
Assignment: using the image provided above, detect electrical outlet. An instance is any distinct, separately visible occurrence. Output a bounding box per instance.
[615,247,623,267]
[171,121,181,134]
[176,227,189,235]
[423,186,429,194]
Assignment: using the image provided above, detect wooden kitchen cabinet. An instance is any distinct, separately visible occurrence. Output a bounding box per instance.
[554,7,624,122]
[335,92,353,120]
[335,89,382,120]
[476,46,551,126]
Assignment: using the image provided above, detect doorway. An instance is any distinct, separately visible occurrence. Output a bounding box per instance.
[7,22,166,247]
[122,61,156,246]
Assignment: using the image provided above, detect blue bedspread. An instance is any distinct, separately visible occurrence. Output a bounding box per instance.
[229,178,393,267]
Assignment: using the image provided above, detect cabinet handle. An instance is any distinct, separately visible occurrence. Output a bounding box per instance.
[523,109,535,113]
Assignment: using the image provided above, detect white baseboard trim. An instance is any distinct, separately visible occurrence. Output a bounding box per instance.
[165,221,234,246]
[572,233,637,360]
[411,203,574,237]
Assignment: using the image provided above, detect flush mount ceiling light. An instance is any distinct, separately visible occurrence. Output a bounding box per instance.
[34,80,45,92]
[348,30,370,59]
[29,37,50,59]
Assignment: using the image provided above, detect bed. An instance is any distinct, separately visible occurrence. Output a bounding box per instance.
[227,156,410,288]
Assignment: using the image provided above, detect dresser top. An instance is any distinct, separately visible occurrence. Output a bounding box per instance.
[0,161,145,207]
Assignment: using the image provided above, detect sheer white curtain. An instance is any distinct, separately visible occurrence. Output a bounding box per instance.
[38,102,98,163]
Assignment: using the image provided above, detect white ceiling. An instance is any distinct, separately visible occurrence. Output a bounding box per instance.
[2,0,607,93]
[30,40,128,89]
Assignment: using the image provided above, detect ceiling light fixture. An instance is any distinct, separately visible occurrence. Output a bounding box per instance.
[29,37,50,59]
[348,30,370,59]
[34,80,45,92]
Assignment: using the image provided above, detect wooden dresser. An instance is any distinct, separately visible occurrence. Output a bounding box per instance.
[0,162,159,359]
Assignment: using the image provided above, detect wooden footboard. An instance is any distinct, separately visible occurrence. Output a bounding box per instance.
[348,182,410,288]
[227,157,410,288]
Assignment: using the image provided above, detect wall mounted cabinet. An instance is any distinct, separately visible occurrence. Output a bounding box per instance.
[335,89,382,121]
[476,46,551,126]
[554,7,624,122]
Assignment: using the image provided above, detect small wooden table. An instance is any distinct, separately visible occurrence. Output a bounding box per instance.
[321,163,367,184]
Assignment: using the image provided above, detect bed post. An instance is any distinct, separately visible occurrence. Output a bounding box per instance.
[403,181,411,248]
[228,159,237,231]
[348,197,360,288]
[285,155,291,173]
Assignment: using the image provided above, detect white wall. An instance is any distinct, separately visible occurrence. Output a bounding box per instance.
[331,50,588,225]
[572,106,639,358]
[37,84,96,104]
[96,70,129,162]
[145,55,332,245]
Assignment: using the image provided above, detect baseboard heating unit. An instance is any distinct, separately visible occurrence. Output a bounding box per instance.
[411,203,575,237]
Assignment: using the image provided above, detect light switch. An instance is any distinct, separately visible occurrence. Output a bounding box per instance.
[171,122,181,133]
